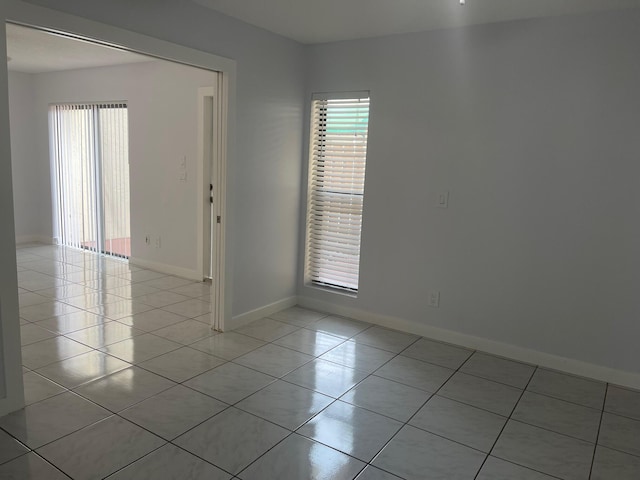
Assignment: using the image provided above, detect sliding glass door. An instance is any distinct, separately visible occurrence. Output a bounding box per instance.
[49,103,131,258]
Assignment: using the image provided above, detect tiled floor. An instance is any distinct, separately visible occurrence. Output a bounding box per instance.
[2,244,640,479]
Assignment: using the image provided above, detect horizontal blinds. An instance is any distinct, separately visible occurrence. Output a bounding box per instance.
[306,95,370,292]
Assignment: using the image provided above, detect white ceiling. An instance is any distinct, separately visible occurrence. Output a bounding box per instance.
[194,0,640,44]
[6,23,153,74]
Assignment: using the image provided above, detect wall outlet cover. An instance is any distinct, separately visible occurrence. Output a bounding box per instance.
[428,291,440,308]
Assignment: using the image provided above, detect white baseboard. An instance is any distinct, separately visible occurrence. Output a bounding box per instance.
[15,235,52,245]
[230,296,298,330]
[128,257,202,281]
[298,296,640,391]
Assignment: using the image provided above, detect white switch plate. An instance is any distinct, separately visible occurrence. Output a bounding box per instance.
[437,191,449,208]
[428,291,440,308]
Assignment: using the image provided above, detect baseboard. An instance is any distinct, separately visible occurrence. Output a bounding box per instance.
[230,296,298,330]
[15,235,52,245]
[297,296,640,391]
[128,257,202,281]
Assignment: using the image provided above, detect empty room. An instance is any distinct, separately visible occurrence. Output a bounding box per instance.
[1,0,640,479]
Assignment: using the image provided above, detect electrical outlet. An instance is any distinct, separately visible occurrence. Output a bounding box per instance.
[145,235,151,246]
[155,236,161,248]
[428,291,440,308]
[179,156,187,182]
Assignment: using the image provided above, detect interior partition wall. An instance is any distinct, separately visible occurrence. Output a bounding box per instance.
[49,102,131,258]
[2,2,237,415]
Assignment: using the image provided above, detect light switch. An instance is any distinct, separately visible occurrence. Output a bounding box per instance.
[437,191,449,208]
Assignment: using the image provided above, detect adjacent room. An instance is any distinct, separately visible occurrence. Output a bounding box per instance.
[1,0,640,479]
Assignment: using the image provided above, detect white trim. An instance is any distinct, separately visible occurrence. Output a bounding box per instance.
[197,85,216,281]
[128,257,201,281]
[298,296,640,390]
[304,95,370,292]
[211,75,228,332]
[230,296,298,331]
[15,235,52,245]
[196,82,228,332]
[0,18,24,418]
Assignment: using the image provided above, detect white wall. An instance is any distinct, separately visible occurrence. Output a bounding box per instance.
[300,10,640,379]
[1,0,304,414]
[8,71,43,243]
[0,16,25,416]
[13,0,306,319]
[28,60,217,276]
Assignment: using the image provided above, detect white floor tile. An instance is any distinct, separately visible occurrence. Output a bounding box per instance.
[12,248,640,480]
[174,407,288,475]
[120,385,227,440]
[37,416,165,479]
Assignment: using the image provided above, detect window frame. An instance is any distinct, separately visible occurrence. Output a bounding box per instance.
[304,91,371,296]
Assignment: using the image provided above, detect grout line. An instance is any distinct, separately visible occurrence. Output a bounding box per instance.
[473,365,538,479]
[29,450,74,479]
[589,385,607,479]
[487,453,566,480]
[14,245,640,478]
[3,404,112,453]
[18,258,481,475]
[121,319,403,476]
[97,443,168,478]
[591,408,640,425]
[357,349,475,477]
[587,442,640,461]
[491,417,597,446]
[10,393,179,475]
[520,387,605,412]
[219,430,296,478]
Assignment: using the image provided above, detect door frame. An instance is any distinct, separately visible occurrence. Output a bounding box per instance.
[1,0,236,415]
[197,84,227,331]
[198,87,215,282]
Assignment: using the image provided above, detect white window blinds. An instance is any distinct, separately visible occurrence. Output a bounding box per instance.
[305,93,370,293]
[49,103,131,258]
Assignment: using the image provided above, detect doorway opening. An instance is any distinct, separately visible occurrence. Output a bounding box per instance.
[5,18,231,333]
[50,102,131,258]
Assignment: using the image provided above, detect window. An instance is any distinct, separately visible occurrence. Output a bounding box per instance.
[305,93,370,293]
[49,103,131,258]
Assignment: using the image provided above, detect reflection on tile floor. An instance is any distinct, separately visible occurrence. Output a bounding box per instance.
[2,244,640,479]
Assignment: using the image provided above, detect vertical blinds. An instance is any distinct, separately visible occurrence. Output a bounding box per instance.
[49,103,130,258]
[305,94,370,293]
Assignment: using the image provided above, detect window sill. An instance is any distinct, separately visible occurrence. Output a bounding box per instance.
[305,282,358,299]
